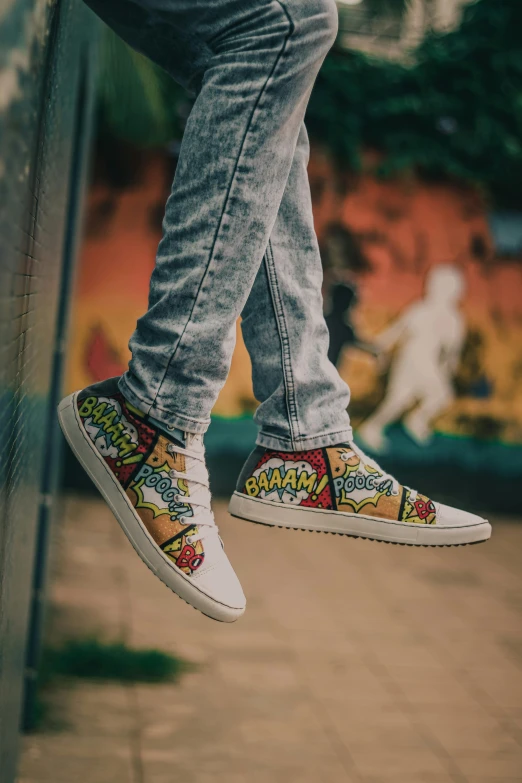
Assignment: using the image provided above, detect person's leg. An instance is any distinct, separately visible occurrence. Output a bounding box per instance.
[83,0,340,434]
[60,0,342,621]
[241,124,352,451]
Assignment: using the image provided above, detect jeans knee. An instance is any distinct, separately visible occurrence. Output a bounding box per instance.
[286,0,339,55]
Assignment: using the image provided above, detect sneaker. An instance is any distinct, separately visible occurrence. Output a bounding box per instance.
[58,378,246,622]
[229,442,491,546]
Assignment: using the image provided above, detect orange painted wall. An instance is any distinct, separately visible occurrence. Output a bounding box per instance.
[67,149,522,445]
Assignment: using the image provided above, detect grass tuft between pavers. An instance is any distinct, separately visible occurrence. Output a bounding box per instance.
[41,637,191,684]
[26,637,193,732]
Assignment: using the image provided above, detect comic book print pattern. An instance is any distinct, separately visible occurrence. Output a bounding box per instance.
[243,449,333,509]
[77,393,205,574]
[242,446,437,525]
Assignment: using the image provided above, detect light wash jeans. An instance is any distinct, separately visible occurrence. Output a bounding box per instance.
[85,0,352,450]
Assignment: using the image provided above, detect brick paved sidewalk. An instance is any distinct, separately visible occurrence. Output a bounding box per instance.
[18,496,522,783]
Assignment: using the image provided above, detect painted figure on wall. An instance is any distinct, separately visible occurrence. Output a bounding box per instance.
[359,264,466,451]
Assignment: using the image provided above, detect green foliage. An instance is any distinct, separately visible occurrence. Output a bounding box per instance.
[98,0,522,205]
[26,638,191,732]
[308,0,522,206]
[41,638,189,683]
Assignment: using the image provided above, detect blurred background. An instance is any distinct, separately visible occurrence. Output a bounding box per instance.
[0,1,521,782]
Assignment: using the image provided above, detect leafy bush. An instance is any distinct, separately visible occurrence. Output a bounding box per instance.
[308,0,522,206]
[98,0,522,206]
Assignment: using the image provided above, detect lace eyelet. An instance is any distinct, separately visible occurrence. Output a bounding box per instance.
[341,453,349,461]
[186,535,194,545]
[167,444,175,454]
[169,469,177,479]
[174,494,182,502]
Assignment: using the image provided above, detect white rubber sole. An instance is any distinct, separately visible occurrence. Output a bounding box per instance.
[58,393,244,623]
[228,492,491,547]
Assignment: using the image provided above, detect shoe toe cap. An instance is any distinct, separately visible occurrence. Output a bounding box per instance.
[436,502,488,529]
[191,555,246,614]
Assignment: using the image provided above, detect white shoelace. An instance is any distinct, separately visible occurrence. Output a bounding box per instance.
[345,440,418,501]
[165,437,218,544]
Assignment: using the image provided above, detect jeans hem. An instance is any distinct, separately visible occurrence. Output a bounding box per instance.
[118,375,211,435]
[256,426,353,452]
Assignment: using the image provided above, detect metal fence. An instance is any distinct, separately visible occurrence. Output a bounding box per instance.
[0,2,99,780]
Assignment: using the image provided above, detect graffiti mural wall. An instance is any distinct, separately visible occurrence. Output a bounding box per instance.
[67,148,522,508]
[311,153,522,464]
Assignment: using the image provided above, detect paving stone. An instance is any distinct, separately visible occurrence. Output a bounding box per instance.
[452,748,522,777]
[16,496,522,783]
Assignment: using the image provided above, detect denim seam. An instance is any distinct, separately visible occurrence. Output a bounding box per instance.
[257,427,353,451]
[259,426,352,445]
[264,240,301,447]
[150,1,295,411]
[292,428,352,443]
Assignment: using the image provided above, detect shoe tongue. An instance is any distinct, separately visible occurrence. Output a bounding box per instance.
[148,419,211,523]
[180,432,210,518]
[347,440,368,469]
[185,432,205,454]
[166,429,206,482]
[164,427,205,457]
[163,425,187,450]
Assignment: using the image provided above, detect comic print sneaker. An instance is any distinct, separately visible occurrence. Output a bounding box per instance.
[229,442,491,546]
[58,377,245,622]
